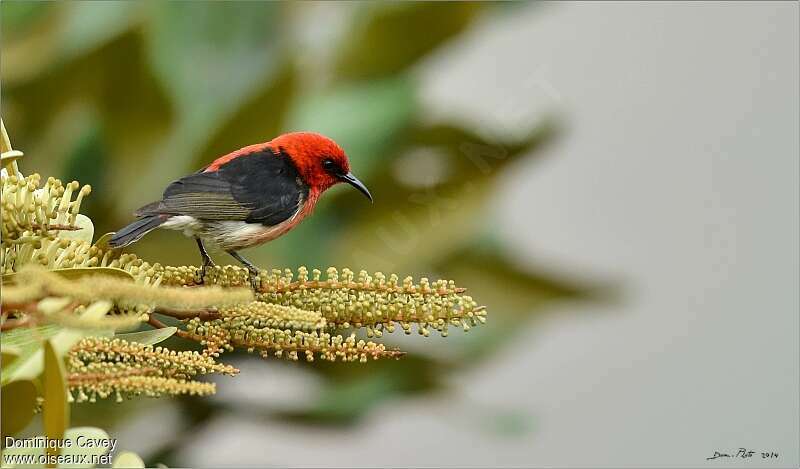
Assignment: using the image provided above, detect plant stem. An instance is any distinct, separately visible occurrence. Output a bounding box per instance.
[154,307,220,321]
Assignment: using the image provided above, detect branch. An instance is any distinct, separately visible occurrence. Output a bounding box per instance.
[154,306,220,321]
[29,223,83,231]
[147,315,194,340]
[264,279,467,295]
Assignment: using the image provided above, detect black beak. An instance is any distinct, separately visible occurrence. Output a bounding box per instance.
[340,172,373,203]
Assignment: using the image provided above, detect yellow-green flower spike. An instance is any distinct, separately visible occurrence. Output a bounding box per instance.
[257,266,486,336]
[1,173,90,242]
[66,337,237,402]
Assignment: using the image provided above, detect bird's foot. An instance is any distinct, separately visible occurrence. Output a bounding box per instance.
[247,267,261,292]
[226,250,261,292]
[198,259,216,285]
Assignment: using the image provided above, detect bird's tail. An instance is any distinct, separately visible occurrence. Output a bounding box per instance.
[108,215,166,249]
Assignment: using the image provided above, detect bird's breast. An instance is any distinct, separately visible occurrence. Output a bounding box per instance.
[203,191,319,251]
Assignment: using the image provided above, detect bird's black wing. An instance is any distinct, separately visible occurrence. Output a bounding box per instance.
[136,149,309,226]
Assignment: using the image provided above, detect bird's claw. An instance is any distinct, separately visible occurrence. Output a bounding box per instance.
[247,268,261,292]
[198,259,216,285]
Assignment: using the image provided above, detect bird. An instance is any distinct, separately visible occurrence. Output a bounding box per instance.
[108,132,372,289]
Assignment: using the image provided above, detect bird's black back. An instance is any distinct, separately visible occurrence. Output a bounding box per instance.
[136,149,309,226]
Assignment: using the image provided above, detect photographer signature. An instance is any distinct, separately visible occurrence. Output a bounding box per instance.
[707,448,779,461]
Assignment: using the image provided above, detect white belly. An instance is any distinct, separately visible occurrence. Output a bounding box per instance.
[161,216,298,251]
[161,215,202,237]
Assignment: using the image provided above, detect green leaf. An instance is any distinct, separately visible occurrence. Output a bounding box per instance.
[1,345,21,367]
[1,380,37,438]
[112,451,144,469]
[2,267,135,284]
[1,325,60,385]
[3,333,66,386]
[51,267,134,282]
[335,3,482,80]
[114,327,177,346]
[58,2,139,60]
[3,302,112,385]
[1,325,60,348]
[0,2,49,38]
[43,341,69,461]
[145,2,282,115]
[2,3,139,88]
[280,356,439,424]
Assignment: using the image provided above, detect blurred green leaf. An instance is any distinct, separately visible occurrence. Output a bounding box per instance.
[334,178,486,273]
[2,2,139,86]
[62,120,113,234]
[3,302,113,385]
[1,325,60,348]
[263,76,417,267]
[1,325,59,385]
[2,267,134,284]
[0,1,49,38]
[44,340,69,460]
[1,380,38,438]
[286,77,416,180]
[282,357,439,425]
[114,327,177,346]
[145,2,282,115]
[1,345,21,366]
[4,30,174,184]
[369,120,559,203]
[331,120,558,272]
[4,2,138,76]
[59,2,139,59]
[335,3,482,80]
[51,267,134,282]
[442,242,599,311]
[437,242,610,361]
[193,63,297,170]
[127,2,288,211]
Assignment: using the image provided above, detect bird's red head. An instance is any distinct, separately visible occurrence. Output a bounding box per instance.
[269,132,372,201]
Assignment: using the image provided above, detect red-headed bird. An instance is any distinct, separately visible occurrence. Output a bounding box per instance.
[108,132,372,288]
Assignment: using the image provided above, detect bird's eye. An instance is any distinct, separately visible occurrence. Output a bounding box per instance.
[322,159,338,172]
